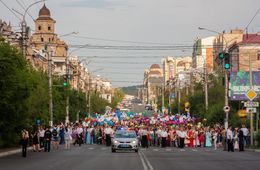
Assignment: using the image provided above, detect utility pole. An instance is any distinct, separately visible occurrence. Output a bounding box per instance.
[224,69,229,130]
[249,54,254,146]
[178,78,181,114]
[65,55,69,124]
[204,58,208,111]
[21,21,27,58]
[162,85,165,113]
[46,44,53,127]
[88,74,91,117]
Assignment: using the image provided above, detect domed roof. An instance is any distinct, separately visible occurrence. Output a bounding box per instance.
[150,64,160,69]
[39,4,50,17]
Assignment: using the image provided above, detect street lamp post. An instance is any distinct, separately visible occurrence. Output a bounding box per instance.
[198,27,229,129]
[21,0,46,57]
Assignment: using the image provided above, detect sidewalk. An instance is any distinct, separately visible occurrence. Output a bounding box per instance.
[0,147,32,158]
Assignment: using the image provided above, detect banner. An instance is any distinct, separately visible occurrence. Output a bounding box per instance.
[230,71,260,100]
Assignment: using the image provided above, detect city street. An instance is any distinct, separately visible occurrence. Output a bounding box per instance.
[1,145,260,170]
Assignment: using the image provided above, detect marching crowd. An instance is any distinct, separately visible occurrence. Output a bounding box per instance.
[20,120,250,157]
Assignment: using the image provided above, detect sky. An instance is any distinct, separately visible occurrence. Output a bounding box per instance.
[1,0,260,87]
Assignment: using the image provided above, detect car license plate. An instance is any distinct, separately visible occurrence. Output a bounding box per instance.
[121,144,128,148]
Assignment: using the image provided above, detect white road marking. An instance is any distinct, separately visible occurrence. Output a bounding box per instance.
[180,149,185,152]
[101,147,107,150]
[141,151,154,170]
[88,147,94,150]
[166,149,172,152]
[138,152,148,170]
[192,149,198,152]
[153,149,159,151]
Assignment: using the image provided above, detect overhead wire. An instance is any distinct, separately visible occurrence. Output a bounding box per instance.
[0,0,21,20]
[16,0,35,22]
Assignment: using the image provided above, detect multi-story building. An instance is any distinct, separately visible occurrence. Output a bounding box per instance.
[229,34,260,72]
[0,19,21,48]
[162,56,192,84]
[91,75,113,103]
[143,64,164,104]
[214,29,243,58]
[193,36,216,73]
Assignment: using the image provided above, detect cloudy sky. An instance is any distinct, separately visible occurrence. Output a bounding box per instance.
[1,0,260,87]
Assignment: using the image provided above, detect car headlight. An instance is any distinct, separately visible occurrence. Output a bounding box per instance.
[132,140,136,144]
[114,140,119,144]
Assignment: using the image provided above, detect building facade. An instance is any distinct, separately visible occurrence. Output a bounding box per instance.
[229,34,260,72]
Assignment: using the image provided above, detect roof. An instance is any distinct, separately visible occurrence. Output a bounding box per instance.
[38,4,53,20]
[242,34,260,44]
[150,64,160,69]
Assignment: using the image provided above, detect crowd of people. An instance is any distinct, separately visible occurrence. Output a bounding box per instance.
[20,112,251,157]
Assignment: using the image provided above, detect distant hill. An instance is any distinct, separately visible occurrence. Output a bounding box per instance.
[120,85,143,96]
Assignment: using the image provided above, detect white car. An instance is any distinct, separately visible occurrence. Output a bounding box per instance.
[111,130,138,153]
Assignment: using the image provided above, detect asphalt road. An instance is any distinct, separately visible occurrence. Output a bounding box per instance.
[0,145,260,170]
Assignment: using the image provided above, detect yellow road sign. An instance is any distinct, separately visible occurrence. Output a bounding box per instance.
[246,89,257,101]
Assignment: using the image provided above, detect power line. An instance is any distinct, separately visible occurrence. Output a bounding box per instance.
[67,35,188,46]
[0,0,21,20]
[245,7,260,32]
[16,0,35,22]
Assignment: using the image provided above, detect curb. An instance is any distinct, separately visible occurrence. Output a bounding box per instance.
[0,147,32,158]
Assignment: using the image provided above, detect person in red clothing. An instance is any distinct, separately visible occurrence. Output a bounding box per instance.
[199,131,205,147]
[187,126,194,147]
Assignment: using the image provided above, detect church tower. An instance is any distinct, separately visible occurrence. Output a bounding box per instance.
[29,4,68,74]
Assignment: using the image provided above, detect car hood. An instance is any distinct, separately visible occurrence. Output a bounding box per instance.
[113,138,136,143]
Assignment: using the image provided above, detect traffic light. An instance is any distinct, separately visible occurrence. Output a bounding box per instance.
[63,75,68,87]
[218,52,231,69]
[218,53,225,60]
[224,53,230,69]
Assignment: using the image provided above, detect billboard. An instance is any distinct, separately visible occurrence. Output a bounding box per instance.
[230,71,260,101]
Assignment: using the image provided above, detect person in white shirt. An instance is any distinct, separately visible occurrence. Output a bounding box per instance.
[241,124,249,146]
[177,126,187,148]
[104,126,113,146]
[39,127,45,149]
[141,127,148,148]
[161,129,168,148]
[156,128,162,147]
[227,126,234,152]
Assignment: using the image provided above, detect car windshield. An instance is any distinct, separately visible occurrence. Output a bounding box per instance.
[115,132,136,138]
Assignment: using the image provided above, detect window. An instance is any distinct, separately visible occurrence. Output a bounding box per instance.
[49,38,51,42]
[257,52,260,60]
[41,38,44,42]
[38,26,41,30]
[48,26,51,31]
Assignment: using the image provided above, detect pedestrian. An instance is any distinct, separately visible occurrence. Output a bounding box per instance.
[64,125,72,149]
[39,126,45,149]
[240,124,249,147]
[177,126,186,148]
[44,126,52,152]
[104,125,113,146]
[59,125,65,145]
[52,125,59,150]
[212,130,218,150]
[234,128,239,150]
[161,128,168,148]
[205,128,212,147]
[238,127,244,151]
[32,129,40,152]
[227,126,234,152]
[21,129,29,157]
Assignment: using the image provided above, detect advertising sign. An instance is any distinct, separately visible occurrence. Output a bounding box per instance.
[230,71,260,101]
